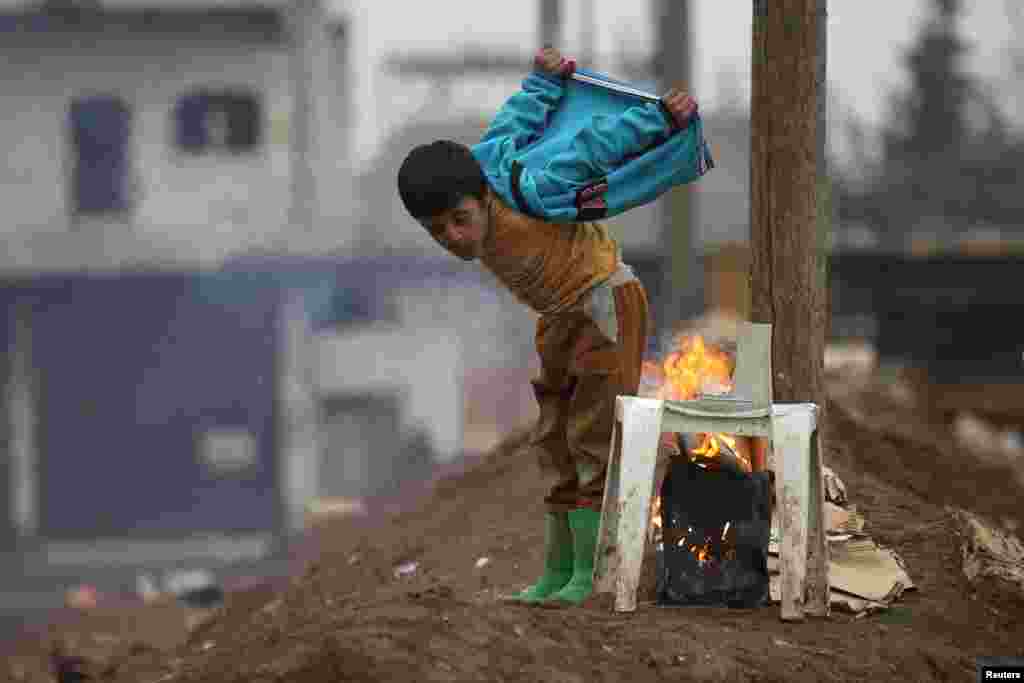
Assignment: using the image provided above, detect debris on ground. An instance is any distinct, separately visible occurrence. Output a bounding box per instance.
[951,507,1024,598]
[954,413,1024,464]
[136,574,162,604]
[163,570,224,608]
[393,561,419,578]
[64,585,100,610]
[305,496,368,524]
[823,465,848,506]
[824,342,877,376]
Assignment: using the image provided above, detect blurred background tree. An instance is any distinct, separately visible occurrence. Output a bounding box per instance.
[836,0,1024,252]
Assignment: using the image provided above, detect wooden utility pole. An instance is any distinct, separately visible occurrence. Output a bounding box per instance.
[749,0,828,410]
[655,0,703,327]
[539,0,561,48]
[750,0,831,621]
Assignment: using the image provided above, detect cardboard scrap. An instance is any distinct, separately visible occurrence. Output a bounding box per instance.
[770,502,865,546]
[833,504,866,534]
[825,502,866,536]
[829,591,889,617]
[951,507,1024,595]
[825,502,850,532]
[829,538,915,602]
[822,466,848,506]
[769,536,915,611]
[769,576,888,616]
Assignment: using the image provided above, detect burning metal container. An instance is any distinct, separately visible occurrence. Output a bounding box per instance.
[641,329,773,607]
[656,448,773,608]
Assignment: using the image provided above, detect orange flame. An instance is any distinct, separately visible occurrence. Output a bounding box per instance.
[641,333,748,469]
[688,538,713,566]
[649,495,663,545]
[641,334,734,402]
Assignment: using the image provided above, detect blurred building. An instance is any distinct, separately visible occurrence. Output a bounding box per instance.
[0,253,538,623]
[0,253,536,543]
[0,3,546,611]
[0,0,355,272]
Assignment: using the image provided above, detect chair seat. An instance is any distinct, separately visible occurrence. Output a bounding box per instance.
[665,397,771,419]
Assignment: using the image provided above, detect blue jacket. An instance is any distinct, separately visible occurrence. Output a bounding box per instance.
[471,68,714,223]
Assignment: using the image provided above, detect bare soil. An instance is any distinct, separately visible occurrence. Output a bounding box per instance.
[6,368,1024,682]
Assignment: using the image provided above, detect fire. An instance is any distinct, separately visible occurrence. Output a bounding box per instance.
[680,537,714,566]
[691,432,740,459]
[641,334,733,402]
[691,541,709,561]
[649,495,663,544]
[641,333,748,470]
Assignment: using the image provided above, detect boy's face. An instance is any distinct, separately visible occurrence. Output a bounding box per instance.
[420,195,491,261]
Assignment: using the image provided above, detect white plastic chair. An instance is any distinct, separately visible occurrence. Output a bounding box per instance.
[592,322,830,621]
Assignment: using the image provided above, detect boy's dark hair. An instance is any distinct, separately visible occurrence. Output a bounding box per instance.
[397,140,488,220]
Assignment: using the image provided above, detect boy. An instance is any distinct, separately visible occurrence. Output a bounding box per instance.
[397,47,698,606]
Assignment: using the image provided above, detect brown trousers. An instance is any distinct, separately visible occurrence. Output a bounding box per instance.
[528,279,649,511]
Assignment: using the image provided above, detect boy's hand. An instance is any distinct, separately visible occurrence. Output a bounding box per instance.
[534,46,576,78]
[661,88,698,130]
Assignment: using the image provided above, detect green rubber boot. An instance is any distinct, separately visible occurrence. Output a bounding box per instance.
[544,507,601,606]
[508,511,574,603]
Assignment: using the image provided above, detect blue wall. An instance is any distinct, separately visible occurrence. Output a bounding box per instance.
[1,256,485,540]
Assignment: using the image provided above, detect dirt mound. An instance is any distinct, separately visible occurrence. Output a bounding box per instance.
[9,373,1024,682]
[826,398,1024,535]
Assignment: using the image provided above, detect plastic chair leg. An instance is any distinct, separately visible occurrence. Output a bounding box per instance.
[804,427,831,617]
[595,397,663,612]
[773,406,816,621]
[594,417,622,595]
